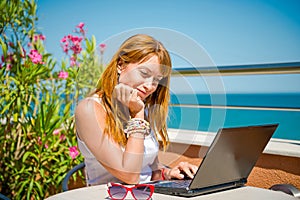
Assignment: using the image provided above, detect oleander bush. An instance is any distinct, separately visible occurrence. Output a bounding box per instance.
[0,0,104,199]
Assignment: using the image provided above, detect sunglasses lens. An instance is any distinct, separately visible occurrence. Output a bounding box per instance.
[109,185,127,199]
[132,185,152,200]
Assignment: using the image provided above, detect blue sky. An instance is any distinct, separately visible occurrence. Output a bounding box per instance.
[37,0,300,93]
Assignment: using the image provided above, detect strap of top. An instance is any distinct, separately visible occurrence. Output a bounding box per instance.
[86,94,106,111]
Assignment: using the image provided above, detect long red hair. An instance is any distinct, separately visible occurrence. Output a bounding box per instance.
[94,34,172,149]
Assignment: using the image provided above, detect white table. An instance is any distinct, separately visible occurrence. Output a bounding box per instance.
[46,185,298,200]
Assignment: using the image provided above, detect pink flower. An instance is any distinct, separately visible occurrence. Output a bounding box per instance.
[70,45,82,55]
[53,129,60,135]
[99,43,106,54]
[33,34,46,41]
[76,22,86,36]
[6,64,12,71]
[99,43,106,49]
[69,146,79,159]
[76,22,85,29]
[39,34,46,40]
[60,35,83,55]
[63,45,69,53]
[44,144,49,149]
[28,49,43,64]
[60,134,66,141]
[58,71,68,79]
[61,36,68,43]
[70,36,83,44]
[37,136,42,146]
[70,56,77,67]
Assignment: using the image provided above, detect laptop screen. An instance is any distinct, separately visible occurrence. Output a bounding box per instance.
[189,124,278,189]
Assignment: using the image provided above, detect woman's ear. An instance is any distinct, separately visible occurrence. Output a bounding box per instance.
[117,65,122,74]
[117,60,124,74]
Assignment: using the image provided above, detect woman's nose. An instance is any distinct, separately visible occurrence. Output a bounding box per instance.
[143,81,152,89]
[143,77,156,89]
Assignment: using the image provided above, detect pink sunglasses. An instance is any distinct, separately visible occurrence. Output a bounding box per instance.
[107,182,155,200]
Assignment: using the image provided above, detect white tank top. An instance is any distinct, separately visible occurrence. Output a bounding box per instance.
[77,96,159,185]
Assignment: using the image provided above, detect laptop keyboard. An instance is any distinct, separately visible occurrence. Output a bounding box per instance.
[157,179,192,188]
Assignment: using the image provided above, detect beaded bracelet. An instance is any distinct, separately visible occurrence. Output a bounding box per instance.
[160,167,171,180]
[161,168,166,180]
[124,118,150,138]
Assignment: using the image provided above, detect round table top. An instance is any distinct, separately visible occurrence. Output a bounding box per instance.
[46,185,298,200]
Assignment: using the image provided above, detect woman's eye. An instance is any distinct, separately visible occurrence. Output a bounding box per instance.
[140,70,149,77]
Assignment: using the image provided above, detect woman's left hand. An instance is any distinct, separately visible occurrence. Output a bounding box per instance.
[112,83,144,118]
[166,162,198,180]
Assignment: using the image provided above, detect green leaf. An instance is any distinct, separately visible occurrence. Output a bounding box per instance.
[17,179,30,198]
[22,151,39,163]
[0,37,8,58]
[1,98,15,114]
[40,102,45,132]
[91,35,96,48]
[27,178,34,199]
[23,104,28,114]
[34,181,44,197]
[17,96,21,110]
[9,76,21,85]
[13,112,18,122]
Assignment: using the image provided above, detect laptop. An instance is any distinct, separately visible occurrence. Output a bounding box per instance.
[153,124,279,197]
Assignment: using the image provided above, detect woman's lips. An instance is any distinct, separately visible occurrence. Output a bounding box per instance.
[137,89,147,99]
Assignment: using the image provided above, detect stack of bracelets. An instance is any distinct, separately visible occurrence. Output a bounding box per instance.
[124,118,150,139]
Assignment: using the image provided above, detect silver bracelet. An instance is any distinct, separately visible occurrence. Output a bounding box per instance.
[124,118,150,138]
[127,132,145,139]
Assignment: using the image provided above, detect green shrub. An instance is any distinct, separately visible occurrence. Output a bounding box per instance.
[0,0,103,199]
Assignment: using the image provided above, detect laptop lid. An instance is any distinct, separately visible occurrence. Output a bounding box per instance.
[189,123,278,189]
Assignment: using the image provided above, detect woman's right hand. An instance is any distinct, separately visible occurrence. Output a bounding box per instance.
[113,83,144,118]
[165,162,198,180]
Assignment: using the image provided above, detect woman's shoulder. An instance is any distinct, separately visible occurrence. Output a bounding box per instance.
[75,95,106,117]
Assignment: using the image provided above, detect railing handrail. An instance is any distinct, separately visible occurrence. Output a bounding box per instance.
[169,103,300,112]
[171,61,300,76]
[167,128,300,158]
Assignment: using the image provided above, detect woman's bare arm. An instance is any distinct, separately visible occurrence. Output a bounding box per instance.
[75,98,145,184]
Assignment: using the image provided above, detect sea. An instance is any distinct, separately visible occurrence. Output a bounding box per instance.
[168,93,300,141]
[69,92,300,141]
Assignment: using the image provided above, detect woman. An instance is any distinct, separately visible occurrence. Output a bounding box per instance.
[75,34,197,186]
